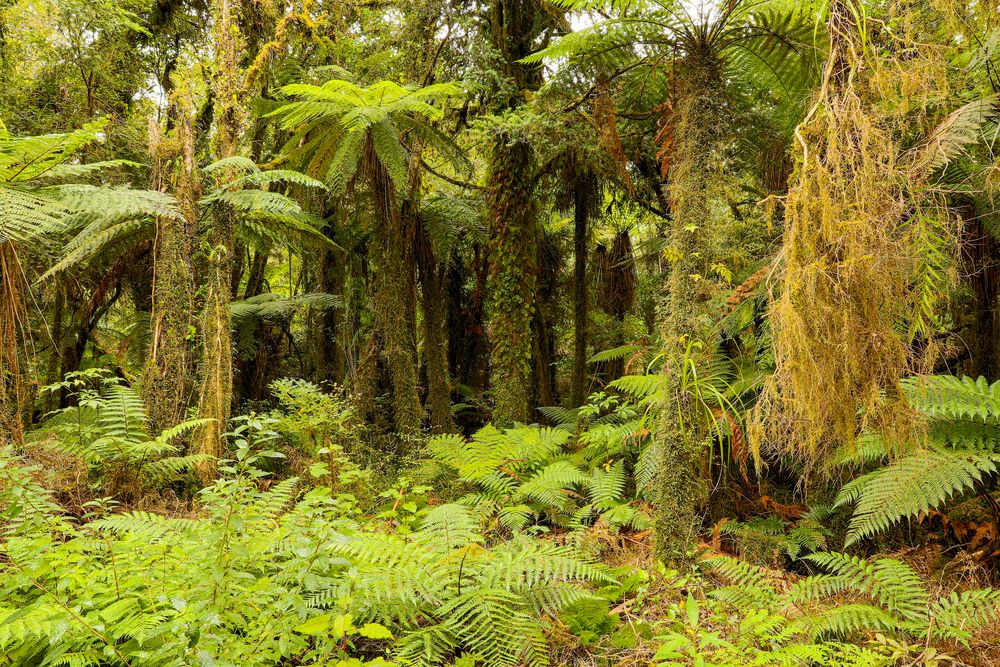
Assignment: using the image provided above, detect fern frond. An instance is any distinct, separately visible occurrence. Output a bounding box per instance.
[790,603,903,639]
[902,375,1000,422]
[930,589,1000,641]
[417,503,482,550]
[514,461,589,509]
[608,374,664,400]
[805,553,929,621]
[835,448,998,546]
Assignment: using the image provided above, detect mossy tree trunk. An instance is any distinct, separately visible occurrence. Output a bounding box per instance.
[485,0,546,424]
[959,202,1000,379]
[197,0,244,470]
[417,223,455,433]
[366,137,424,436]
[487,137,538,423]
[143,110,196,434]
[654,54,725,563]
[315,217,347,386]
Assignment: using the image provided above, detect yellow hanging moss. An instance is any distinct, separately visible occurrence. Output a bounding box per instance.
[753,2,949,468]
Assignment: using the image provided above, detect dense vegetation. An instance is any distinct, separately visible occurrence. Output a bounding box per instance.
[6,0,1000,665]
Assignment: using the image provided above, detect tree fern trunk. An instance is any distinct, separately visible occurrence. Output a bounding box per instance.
[0,242,26,445]
[315,216,346,387]
[571,181,590,406]
[143,112,195,434]
[417,224,455,433]
[484,0,545,424]
[486,136,537,423]
[367,138,423,436]
[654,55,724,563]
[959,203,1000,379]
[197,0,244,473]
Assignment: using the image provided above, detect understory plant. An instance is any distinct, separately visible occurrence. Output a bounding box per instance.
[685,552,1000,666]
[836,375,1000,546]
[31,369,212,495]
[0,425,613,666]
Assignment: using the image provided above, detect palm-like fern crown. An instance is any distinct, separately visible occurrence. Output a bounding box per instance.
[529,0,822,110]
[199,155,330,251]
[270,78,464,195]
[42,153,329,280]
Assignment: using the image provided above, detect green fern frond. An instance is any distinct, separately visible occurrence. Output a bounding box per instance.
[805,553,929,621]
[835,447,998,546]
[417,503,482,550]
[789,603,902,639]
[608,374,664,400]
[930,589,1000,641]
[902,375,1000,422]
[514,461,589,509]
[704,556,780,607]
[588,460,626,508]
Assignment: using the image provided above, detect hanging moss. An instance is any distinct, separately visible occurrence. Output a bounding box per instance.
[754,0,956,469]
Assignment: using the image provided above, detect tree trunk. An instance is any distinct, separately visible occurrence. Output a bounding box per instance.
[0,242,27,444]
[571,181,590,405]
[960,202,1000,379]
[487,137,538,423]
[417,224,455,433]
[484,0,545,424]
[197,0,244,471]
[143,114,196,434]
[654,55,724,563]
[366,138,423,436]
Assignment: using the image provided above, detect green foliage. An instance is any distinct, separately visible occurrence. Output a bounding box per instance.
[44,156,327,279]
[271,78,464,194]
[427,422,651,533]
[32,370,212,491]
[688,551,1000,665]
[719,506,832,565]
[0,435,611,667]
[836,375,1000,546]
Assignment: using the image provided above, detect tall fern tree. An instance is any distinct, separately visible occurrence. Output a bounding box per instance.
[271,77,460,436]
[0,120,177,443]
[198,0,248,471]
[534,0,820,559]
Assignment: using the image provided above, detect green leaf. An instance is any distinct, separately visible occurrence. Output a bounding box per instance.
[358,623,394,640]
[295,613,333,636]
[685,593,699,628]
